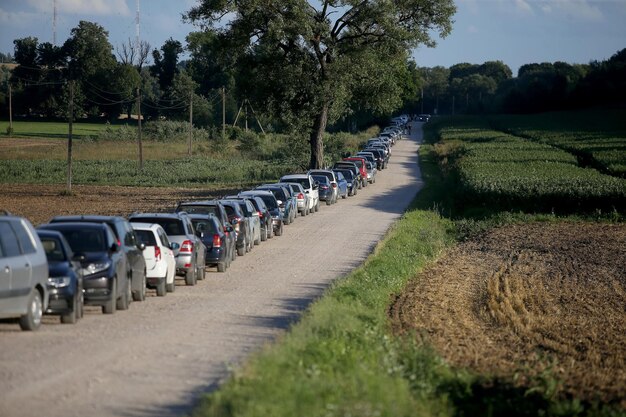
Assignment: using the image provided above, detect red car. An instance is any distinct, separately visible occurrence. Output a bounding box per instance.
[342,157,368,187]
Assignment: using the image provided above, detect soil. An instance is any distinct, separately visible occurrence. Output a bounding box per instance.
[390,222,626,406]
[0,183,230,226]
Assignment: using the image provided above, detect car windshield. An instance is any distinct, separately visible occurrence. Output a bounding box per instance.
[179,205,218,216]
[135,218,184,236]
[41,237,66,261]
[59,229,107,252]
[135,230,157,246]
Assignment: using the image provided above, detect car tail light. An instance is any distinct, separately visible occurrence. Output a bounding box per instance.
[180,240,193,253]
[298,193,304,199]
[320,185,329,190]
[154,246,161,261]
[213,234,222,248]
[258,210,263,219]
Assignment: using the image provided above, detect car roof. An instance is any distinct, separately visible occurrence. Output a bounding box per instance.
[51,215,125,222]
[130,222,167,231]
[129,212,186,220]
[39,221,110,230]
[280,174,309,179]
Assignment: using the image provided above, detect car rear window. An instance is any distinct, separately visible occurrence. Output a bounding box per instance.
[282,178,310,189]
[258,195,277,210]
[192,219,219,234]
[178,205,219,216]
[135,230,157,246]
[134,218,184,236]
[60,229,107,252]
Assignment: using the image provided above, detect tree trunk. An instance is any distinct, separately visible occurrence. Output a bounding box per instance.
[308,103,329,169]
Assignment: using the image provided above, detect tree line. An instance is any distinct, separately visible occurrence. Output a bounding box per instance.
[0,1,624,168]
[415,48,626,116]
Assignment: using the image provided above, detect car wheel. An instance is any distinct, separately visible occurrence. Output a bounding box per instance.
[78,287,84,318]
[237,245,245,256]
[255,233,261,245]
[133,271,146,302]
[61,292,79,324]
[217,262,226,273]
[185,267,196,286]
[261,228,267,241]
[196,265,206,281]
[166,279,176,293]
[156,278,166,297]
[19,289,43,331]
[342,193,347,199]
[102,278,117,314]
[117,277,130,310]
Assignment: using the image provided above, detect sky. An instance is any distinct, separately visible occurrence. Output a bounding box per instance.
[1,0,625,76]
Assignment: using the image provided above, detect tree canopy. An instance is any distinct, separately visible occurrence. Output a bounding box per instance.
[185,0,456,168]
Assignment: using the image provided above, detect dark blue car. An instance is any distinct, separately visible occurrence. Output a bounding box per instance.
[36,230,84,324]
[188,214,232,273]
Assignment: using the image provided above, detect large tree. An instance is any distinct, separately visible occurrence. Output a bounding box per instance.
[186,0,455,168]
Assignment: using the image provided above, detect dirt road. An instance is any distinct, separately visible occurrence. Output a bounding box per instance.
[0,127,423,417]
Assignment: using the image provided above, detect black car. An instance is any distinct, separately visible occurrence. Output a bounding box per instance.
[188,214,233,273]
[219,199,253,256]
[175,200,236,263]
[49,215,147,302]
[36,230,84,324]
[38,222,129,314]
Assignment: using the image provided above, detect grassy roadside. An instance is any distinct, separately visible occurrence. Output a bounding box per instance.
[190,145,458,417]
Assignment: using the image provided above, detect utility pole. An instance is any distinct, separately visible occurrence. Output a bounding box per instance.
[420,87,424,114]
[244,100,248,132]
[66,81,74,193]
[221,87,226,140]
[8,83,12,137]
[137,87,143,170]
[188,90,193,157]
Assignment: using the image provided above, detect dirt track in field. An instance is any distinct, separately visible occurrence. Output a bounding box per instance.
[390,222,626,405]
[0,127,424,417]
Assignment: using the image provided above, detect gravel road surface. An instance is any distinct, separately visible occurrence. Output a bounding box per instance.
[0,125,423,417]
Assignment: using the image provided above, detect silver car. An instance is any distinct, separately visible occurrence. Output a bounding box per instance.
[0,213,49,330]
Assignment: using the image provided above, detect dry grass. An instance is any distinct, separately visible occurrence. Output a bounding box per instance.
[390,222,626,406]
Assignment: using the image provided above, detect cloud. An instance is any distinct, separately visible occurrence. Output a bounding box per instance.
[514,0,534,15]
[25,0,131,16]
[539,0,603,21]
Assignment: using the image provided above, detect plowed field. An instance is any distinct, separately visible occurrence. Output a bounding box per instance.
[390,223,626,406]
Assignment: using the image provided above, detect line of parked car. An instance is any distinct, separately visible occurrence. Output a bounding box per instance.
[0,117,409,330]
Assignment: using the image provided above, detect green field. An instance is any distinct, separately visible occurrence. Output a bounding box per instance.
[489,109,626,177]
[428,113,626,216]
[1,120,121,139]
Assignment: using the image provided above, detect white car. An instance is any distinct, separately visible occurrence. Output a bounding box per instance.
[279,174,320,213]
[131,223,177,296]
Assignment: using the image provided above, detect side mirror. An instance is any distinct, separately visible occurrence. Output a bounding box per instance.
[226,226,234,233]
[196,231,204,239]
[137,242,146,251]
[110,243,119,253]
[170,242,180,250]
